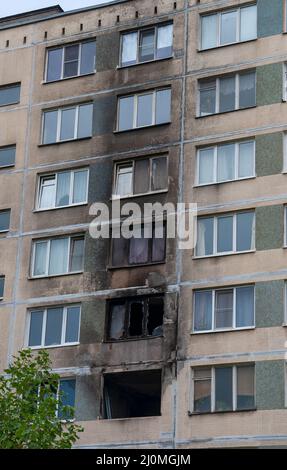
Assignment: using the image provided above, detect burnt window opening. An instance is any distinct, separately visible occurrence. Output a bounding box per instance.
[112,221,166,267]
[107,295,164,341]
[103,370,162,419]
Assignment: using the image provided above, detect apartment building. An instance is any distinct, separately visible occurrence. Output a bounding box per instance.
[0,0,286,449]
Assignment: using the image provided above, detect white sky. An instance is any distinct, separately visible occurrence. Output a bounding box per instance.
[0,0,111,17]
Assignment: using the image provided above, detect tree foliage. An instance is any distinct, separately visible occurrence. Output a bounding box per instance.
[0,349,83,449]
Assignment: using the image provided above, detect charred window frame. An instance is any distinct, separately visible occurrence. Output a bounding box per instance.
[106,295,164,341]
[111,221,167,267]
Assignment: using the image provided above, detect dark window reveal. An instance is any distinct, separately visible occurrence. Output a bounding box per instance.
[107,296,164,341]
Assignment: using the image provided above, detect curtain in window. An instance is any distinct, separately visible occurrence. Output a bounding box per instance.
[201,14,217,50]
[40,178,56,208]
[78,103,93,138]
[49,238,69,275]
[215,290,233,329]
[65,306,80,343]
[121,32,137,65]
[155,89,171,124]
[194,290,212,331]
[217,144,235,182]
[238,141,254,178]
[152,157,168,191]
[200,80,216,116]
[237,365,255,409]
[157,24,173,58]
[73,170,88,204]
[60,108,76,141]
[198,148,214,185]
[34,242,48,276]
[194,369,211,413]
[215,367,233,411]
[129,225,149,264]
[219,76,236,112]
[70,238,84,272]
[240,5,257,42]
[236,286,254,327]
[56,172,70,207]
[236,212,255,251]
[45,307,63,346]
[220,10,237,45]
[196,218,214,256]
[239,72,256,108]
[109,303,126,340]
[217,216,233,253]
[80,41,96,75]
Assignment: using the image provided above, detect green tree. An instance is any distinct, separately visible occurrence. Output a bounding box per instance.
[0,349,83,449]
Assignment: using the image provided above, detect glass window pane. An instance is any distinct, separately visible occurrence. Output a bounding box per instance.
[47,48,62,82]
[201,14,217,50]
[115,164,133,196]
[156,89,171,124]
[56,172,71,207]
[60,108,76,141]
[152,156,168,191]
[70,238,84,272]
[217,215,233,253]
[194,369,211,413]
[240,5,257,42]
[80,41,96,74]
[215,367,233,411]
[198,148,214,185]
[197,217,214,256]
[220,10,237,45]
[64,62,78,78]
[0,146,16,167]
[129,225,149,264]
[194,290,212,331]
[43,111,58,144]
[65,306,80,343]
[219,76,236,113]
[0,210,10,232]
[236,286,254,328]
[78,103,93,138]
[137,93,153,127]
[49,238,69,275]
[73,170,88,204]
[0,84,20,107]
[112,237,129,266]
[65,44,79,61]
[63,45,79,78]
[118,96,134,131]
[215,290,233,329]
[236,212,254,251]
[134,159,150,194]
[59,379,76,419]
[200,80,216,116]
[239,72,256,108]
[237,365,255,410]
[109,302,126,340]
[152,223,166,262]
[29,311,43,347]
[217,144,235,182]
[238,141,255,178]
[0,277,4,298]
[157,24,173,58]
[39,176,56,209]
[45,307,63,346]
[34,242,48,276]
[139,29,155,62]
[121,32,137,66]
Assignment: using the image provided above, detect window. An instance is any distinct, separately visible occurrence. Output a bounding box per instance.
[192,364,255,413]
[103,370,161,419]
[58,379,76,419]
[111,221,166,267]
[37,168,89,210]
[193,285,255,332]
[197,140,255,185]
[107,295,164,341]
[0,277,4,299]
[117,88,171,131]
[32,235,84,277]
[120,23,173,66]
[42,103,93,144]
[28,305,81,348]
[199,71,256,116]
[196,211,255,257]
[0,210,10,232]
[0,145,16,168]
[46,40,96,82]
[114,155,168,197]
[201,5,257,50]
[0,83,21,107]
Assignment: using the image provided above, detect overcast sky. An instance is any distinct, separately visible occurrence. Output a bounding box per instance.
[0,0,111,17]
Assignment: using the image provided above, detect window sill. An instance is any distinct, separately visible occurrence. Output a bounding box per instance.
[190,326,255,335]
[0,101,20,109]
[196,105,256,119]
[193,250,255,260]
[111,189,168,201]
[117,55,174,70]
[198,37,257,53]
[42,72,96,85]
[28,271,83,280]
[29,343,80,350]
[33,203,88,213]
[114,121,171,134]
[193,176,256,188]
[0,230,9,234]
[38,136,92,147]
[107,260,166,270]
[0,164,15,170]
[104,335,163,344]
[189,408,257,416]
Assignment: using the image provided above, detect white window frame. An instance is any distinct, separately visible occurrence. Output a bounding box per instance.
[119,22,173,67]
[200,4,257,50]
[45,40,96,82]
[117,88,171,131]
[196,140,256,186]
[198,71,256,117]
[190,364,256,414]
[27,305,81,349]
[195,211,255,258]
[192,285,255,334]
[31,235,85,278]
[42,103,93,144]
[112,155,169,199]
[36,168,89,211]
